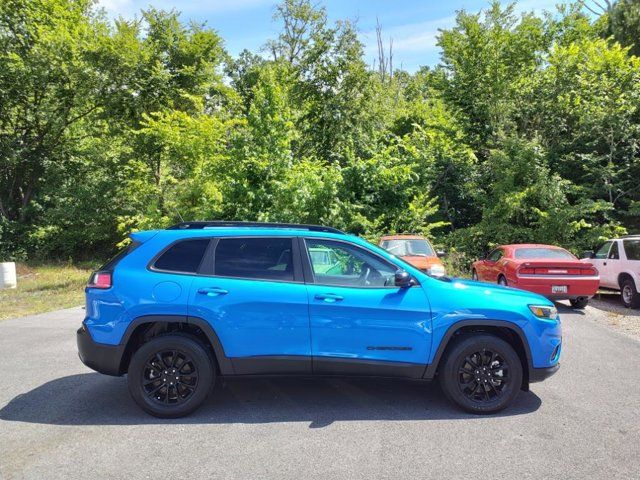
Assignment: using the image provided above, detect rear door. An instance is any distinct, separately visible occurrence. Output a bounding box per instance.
[302,237,431,378]
[189,236,311,374]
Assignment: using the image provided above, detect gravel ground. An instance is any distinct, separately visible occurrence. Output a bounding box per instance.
[0,305,639,480]
[581,291,640,340]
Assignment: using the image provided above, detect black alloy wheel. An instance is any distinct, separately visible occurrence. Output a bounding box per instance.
[439,334,523,414]
[128,334,215,418]
[457,349,509,402]
[143,350,199,405]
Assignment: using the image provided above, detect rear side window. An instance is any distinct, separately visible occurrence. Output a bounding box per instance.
[624,240,640,260]
[214,237,294,281]
[153,239,209,273]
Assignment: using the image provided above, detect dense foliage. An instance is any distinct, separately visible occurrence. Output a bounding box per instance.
[1,0,639,264]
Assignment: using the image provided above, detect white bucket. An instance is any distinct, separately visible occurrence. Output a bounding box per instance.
[0,262,17,289]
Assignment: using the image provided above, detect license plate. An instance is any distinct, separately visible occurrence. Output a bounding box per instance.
[552,285,568,294]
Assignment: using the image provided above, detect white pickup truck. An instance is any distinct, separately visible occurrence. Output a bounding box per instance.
[583,235,640,308]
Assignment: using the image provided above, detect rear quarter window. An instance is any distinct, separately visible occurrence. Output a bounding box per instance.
[100,241,141,271]
[153,239,210,273]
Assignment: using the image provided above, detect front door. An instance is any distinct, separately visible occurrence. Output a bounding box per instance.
[479,248,503,282]
[591,241,617,289]
[302,237,432,378]
[189,236,311,374]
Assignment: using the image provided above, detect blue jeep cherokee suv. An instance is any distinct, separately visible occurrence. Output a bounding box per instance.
[77,221,561,417]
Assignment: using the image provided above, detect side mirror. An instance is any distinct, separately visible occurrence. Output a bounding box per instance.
[436,249,447,258]
[582,250,595,259]
[394,269,412,288]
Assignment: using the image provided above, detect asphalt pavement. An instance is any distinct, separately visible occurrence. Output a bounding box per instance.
[0,304,639,479]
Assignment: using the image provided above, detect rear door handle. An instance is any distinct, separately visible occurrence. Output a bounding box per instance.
[315,293,344,303]
[197,287,229,296]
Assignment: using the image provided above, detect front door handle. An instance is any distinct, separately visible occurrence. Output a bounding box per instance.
[315,293,344,303]
[197,287,229,296]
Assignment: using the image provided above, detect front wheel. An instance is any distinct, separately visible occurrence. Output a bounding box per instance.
[127,334,215,418]
[570,297,589,309]
[621,278,640,309]
[471,269,479,281]
[439,334,523,414]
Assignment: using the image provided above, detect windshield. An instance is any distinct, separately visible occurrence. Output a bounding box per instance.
[514,248,575,260]
[381,239,435,257]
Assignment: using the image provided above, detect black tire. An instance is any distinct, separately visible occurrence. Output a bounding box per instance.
[569,297,589,309]
[439,334,523,414]
[127,334,215,418]
[471,269,478,281]
[621,278,640,309]
[498,275,508,286]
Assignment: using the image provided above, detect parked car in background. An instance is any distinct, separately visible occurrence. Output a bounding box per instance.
[583,235,640,308]
[379,234,446,277]
[472,244,599,309]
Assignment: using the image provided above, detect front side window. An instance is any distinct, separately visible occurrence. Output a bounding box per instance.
[214,237,294,281]
[608,241,620,260]
[381,239,435,257]
[153,239,209,273]
[594,242,612,260]
[624,240,640,260]
[306,239,397,287]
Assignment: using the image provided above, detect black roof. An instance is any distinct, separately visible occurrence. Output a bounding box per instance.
[167,221,344,234]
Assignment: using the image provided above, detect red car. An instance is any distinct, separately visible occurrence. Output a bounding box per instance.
[471,244,599,308]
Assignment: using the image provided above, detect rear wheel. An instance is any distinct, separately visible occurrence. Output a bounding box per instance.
[439,334,523,414]
[570,297,589,309]
[498,275,508,286]
[621,278,640,309]
[127,334,215,418]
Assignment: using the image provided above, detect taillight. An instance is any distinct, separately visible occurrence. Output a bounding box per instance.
[88,271,112,289]
[518,268,535,275]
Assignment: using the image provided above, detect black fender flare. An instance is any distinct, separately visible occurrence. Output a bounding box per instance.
[120,315,234,375]
[423,319,533,380]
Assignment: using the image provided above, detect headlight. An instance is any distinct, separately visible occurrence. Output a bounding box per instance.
[427,264,446,277]
[529,305,558,320]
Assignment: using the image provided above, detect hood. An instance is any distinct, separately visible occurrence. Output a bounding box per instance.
[401,255,442,270]
[453,278,552,305]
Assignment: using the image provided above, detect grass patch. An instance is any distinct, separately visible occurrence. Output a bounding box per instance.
[0,263,94,320]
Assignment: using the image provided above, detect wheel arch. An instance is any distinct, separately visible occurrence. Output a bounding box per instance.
[423,320,533,389]
[118,315,233,375]
[618,271,636,289]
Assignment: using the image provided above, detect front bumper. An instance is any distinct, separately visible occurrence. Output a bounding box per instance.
[529,363,560,383]
[77,325,125,376]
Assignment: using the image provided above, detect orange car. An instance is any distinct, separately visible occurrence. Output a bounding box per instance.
[379,234,446,276]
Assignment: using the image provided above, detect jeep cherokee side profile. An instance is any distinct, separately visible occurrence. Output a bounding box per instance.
[77,222,561,418]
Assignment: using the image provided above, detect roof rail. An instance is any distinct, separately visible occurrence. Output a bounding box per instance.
[167,221,345,234]
[623,234,640,238]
